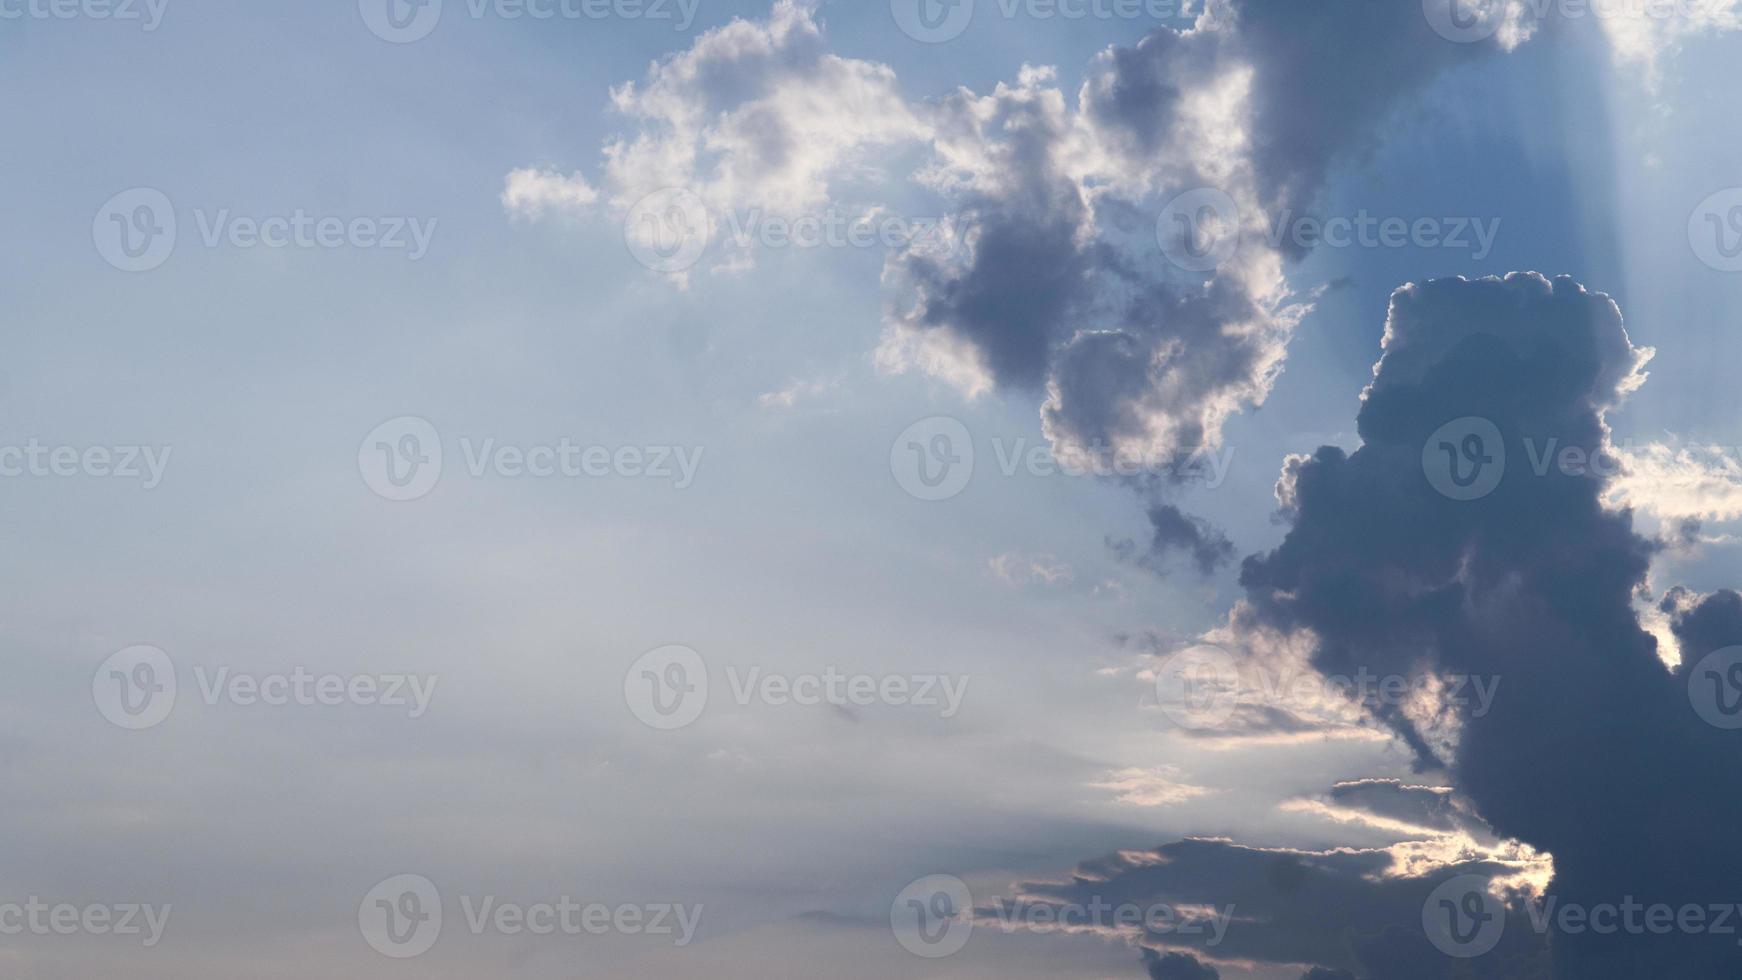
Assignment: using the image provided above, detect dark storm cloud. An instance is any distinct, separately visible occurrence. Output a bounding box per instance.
[1237,272,1742,977]
[1143,948,1220,979]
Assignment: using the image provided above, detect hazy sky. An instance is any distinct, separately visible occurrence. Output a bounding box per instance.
[6,1,1742,977]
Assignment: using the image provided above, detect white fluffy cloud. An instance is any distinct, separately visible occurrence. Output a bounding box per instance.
[501,167,599,219]
[599,0,926,216]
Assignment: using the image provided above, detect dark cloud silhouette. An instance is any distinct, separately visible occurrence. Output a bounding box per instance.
[1011,835,1549,978]
[1236,273,1742,977]
[1143,948,1219,979]
[1110,503,1237,576]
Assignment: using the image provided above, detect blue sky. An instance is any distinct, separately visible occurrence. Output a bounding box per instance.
[6,0,1742,976]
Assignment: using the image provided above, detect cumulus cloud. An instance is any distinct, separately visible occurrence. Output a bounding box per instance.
[1592,0,1742,81]
[501,166,599,220]
[600,0,926,214]
[985,815,1551,977]
[1605,439,1742,521]
[1235,272,1742,976]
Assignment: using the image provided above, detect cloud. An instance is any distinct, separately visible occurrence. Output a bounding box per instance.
[1605,439,1742,521]
[501,167,599,220]
[1591,0,1742,81]
[1237,272,1742,976]
[756,376,840,411]
[988,551,1076,588]
[598,0,925,228]
[985,826,1550,977]
[1109,503,1236,577]
[1143,949,1220,979]
[1090,766,1215,807]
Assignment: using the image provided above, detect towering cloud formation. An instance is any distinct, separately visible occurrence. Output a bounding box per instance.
[1235,273,1742,976]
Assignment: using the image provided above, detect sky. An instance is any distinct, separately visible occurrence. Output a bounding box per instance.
[5,0,1742,976]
